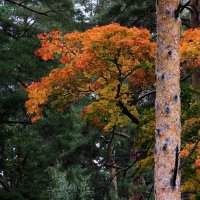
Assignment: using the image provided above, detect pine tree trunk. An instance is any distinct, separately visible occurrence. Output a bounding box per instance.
[155,0,181,199]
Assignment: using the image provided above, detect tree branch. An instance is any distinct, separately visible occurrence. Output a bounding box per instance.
[116,101,139,124]
[5,0,56,17]
[114,131,130,138]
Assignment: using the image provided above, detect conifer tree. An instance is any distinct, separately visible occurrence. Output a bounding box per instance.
[155,0,181,199]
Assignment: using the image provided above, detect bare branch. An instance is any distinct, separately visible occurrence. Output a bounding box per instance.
[114,131,130,138]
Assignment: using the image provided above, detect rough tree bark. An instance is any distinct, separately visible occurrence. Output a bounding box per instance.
[155,0,181,199]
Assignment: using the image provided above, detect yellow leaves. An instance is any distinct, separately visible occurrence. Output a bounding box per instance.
[181,180,198,193]
[189,194,196,200]
[138,155,153,168]
[183,118,200,133]
[97,81,117,99]
[82,95,138,132]
[196,169,200,180]
[102,114,132,133]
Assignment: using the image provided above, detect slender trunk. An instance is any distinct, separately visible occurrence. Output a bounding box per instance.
[129,138,141,200]
[155,0,181,199]
[109,146,118,199]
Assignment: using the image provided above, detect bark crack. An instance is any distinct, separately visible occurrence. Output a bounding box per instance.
[170,145,179,190]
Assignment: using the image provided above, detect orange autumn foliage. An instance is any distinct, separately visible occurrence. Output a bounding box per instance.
[26,25,200,130]
[181,28,200,69]
[26,24,156,129]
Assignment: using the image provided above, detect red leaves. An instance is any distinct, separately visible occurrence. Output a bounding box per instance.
[129,68,155,92]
